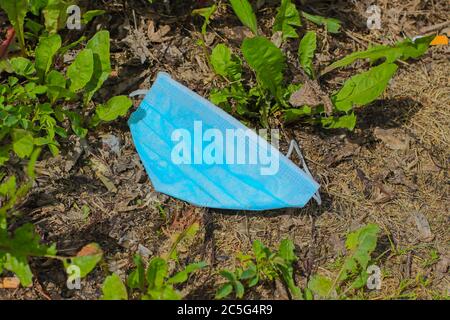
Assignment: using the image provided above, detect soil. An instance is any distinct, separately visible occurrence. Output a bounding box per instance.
[0,0,448,300]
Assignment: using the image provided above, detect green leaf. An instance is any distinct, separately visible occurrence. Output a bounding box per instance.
[234,280,245,298]
[192,5,217,34]
[284,106,312,123]
[82,10,106,24]
[95,96,133,122]
[102,273,128,300]
[323,36,433,74]
[0,0,28,53]
[241,36,285,99]
[12,129,34,158]
[301,11,341,34]
[67,48,94,92]
[146,257,168,290]
[333,62,398,112]
[229,0,258,35]
[273,0,301,40]
[278,239,296,265]
[10,57,36,78]
[127,255,146,291]
[46,70,75,103]
[219,270,237,282]
[35,34,62,82]
[42,0,72,33]
[0,176,16,198]
[210,44,242,81]
[321,113,357,131]
[215,283,233,299]
[0,146,11,166]
[29,0,48,16]
[84,31,112,103]
[298,31,317,78]
[338,224,380,285]
[66,111,87,138]
[63,243,103,278]
[0,224,57,287]
[308,274,333,298]
[167,261,207,284]
[3,254,33,287]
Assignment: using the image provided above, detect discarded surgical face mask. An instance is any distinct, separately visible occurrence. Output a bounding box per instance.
[128,72,320,211]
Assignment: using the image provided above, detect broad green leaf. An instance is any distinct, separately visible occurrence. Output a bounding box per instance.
[308,274,333,298]
[12,129,34,158]
[210,44,242,81]
[220,270,237,282]
[192,5,217,34]
[35,34,62,81]
[10,57,36,78]
[321,113,357,131]
[167,261,207,284]
[0,0,28,53]
[84,31,112,103]
[127,255,146,291]
[229,0,258,35]
[66,111,87,138]
[46,70,77,103]
[82,10,106,24]
[323,36,434,74]
[0,176,16,198]
[298,31,317,78]
[1,223,57,287]
[215,283,233,299]
[284,106,312,123]
[42,0,73,33]
[338,224,380,284]
[0,146,11,166]
[333,62,398,112]
[301,11,341,34]
[95,96,133,122]
[278,239,296,265]
[102,273,128,300]
[63,243,103,278]
[3,254,33,287]
[146,285,181,300]
[67,49,94,92]
[242,36,285,98]
[29,0,48,16]
[46,70,66,87]
[146,257,168,290]
[234,280,245,298]
[273,0,301,40]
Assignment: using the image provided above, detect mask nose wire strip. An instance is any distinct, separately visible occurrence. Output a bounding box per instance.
[286,140,322,206]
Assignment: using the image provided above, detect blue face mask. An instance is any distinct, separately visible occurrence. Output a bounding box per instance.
[128,72,320,211]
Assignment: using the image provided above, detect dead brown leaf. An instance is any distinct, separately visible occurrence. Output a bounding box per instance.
[289,77,334,115]
[374,128,411,151]
[410,212,434,242]
[147,20,172,43]
[0,277,20,289]
[76,243,102,257]
[289,82,321,107]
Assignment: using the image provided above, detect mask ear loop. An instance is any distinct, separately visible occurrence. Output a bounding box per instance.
[129,89,149,98]
[286,140,322,206]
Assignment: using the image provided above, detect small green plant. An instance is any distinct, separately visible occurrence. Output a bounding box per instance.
[209,0,432,130]
[0,30,131,166]
[0,2,131,286]
[306,224,380,299]
[216,239,302,300]
[101,223,207,300]
[0,167,103,287]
